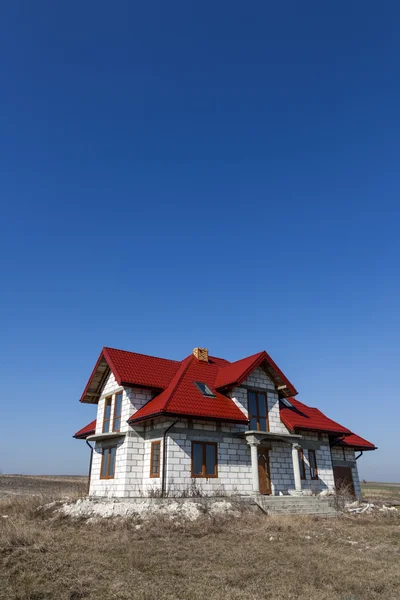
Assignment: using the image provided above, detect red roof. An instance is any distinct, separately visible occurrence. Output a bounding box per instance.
[80,347,181,403]
[75,347,375,450]
[279,398,352,435]
[73,419,96,439]
[336,433,377,450]
[128,354,248,424]
[215,351,297,396]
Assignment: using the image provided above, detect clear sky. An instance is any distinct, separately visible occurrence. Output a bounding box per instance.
[1,1,399,481]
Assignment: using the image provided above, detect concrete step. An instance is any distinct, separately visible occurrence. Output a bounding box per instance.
[247,499,336,506]
[264,508,337,515]
[252,496,340,517]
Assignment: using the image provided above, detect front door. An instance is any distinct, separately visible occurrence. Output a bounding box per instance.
[258,447,272,495]
[333,466,355,496]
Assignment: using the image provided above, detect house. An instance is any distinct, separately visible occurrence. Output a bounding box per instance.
[74,346,376,499]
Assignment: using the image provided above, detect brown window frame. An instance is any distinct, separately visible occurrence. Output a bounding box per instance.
[100,445,117,479]
[102,396,113,433]
[308,449,318,480]
[150,441,161,478]
[112,391,123,432]
[191,442,218,478]
[247,390,270,432]
[298,448,307,480]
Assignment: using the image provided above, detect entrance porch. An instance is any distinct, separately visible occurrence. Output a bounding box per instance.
[243,431,306,496]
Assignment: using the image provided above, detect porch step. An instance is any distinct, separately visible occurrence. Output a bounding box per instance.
[252,496,339,517]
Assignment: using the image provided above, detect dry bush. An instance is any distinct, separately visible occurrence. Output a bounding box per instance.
[1,494,400,600]
[333,481,357,511]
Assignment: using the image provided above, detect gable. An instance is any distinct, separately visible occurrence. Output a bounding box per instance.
[214,351,297,397]
[80,347,180,403]
[242,366,277,390]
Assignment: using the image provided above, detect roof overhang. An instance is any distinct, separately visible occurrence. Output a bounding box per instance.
[331,434,377,451]
[292,426,352,436]
[86,431,126,442]
[80,351,111,404]
[128,410,248,425]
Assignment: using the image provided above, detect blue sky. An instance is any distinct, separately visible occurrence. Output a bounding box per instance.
[1,1,399,481]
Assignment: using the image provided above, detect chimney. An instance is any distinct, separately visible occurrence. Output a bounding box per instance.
[193,347,209,362]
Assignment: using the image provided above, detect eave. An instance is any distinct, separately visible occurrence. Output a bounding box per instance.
[128,410,249,426]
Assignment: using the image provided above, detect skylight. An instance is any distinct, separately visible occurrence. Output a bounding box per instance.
[281,398,294,408]
[194,382,216,397]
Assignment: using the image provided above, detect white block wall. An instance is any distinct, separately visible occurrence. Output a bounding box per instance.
[87,368,341,498]
[89,436,128,497]
[165,425,253,496]
[297,432,335,493]
[95,372,154,435]
[231,367,291,435]
[90,372,154,497]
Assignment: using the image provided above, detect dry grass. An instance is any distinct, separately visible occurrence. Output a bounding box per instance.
[0,475,88,499]
[1,494,400,600]
[361,481,400,505]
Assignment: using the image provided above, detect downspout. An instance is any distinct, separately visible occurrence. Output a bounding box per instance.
[85,440,94,495]
[355,451,363,460]
[161,419,178,498]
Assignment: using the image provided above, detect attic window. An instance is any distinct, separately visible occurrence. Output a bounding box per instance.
[194,382,216,398]
[281,398,293,408]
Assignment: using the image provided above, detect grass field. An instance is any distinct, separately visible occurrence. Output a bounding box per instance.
[361,481,400,504]
[1,476,399,600]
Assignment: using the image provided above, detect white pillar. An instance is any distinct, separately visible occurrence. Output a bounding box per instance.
[249,440,260,494]
[292,444,302,493]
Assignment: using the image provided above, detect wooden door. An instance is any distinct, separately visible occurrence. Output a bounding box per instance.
[333,466,355,496]
[258,447,272,495]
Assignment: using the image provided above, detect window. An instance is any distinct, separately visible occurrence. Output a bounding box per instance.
[194,382,216,397]
[100,445,117,479]
[191,442,218,478]
[298,448,306,480]
[150,441,161,478]
[102,397,112,433]
[247,391,269,432]
[281,398,294,408]
[113,391,123,432]
[308,450,318,480]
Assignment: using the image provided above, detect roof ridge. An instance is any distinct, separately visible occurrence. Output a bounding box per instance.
[103,346,180,364]
[221,350,265,366]
[162,355,194,413]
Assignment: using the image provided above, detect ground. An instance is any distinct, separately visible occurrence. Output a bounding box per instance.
[361,481,400,505]
[0,476,399,600]
[0,475,87,498]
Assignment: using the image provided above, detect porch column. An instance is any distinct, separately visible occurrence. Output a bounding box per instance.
[292,443,302,493]
[247,437,260,494]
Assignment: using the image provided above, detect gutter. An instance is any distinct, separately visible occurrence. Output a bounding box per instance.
[161,419,178,498]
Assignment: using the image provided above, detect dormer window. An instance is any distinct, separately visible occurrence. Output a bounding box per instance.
[194,382,216,397]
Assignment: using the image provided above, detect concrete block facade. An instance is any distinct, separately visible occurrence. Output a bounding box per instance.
[297,432,335,493]
[88,369,363,498]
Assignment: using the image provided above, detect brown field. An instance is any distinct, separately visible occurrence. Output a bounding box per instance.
[0,476,399,600]
[361,481,400,505]
[0,475,88,499]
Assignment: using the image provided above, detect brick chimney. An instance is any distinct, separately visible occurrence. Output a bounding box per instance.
[193,347,209,362]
